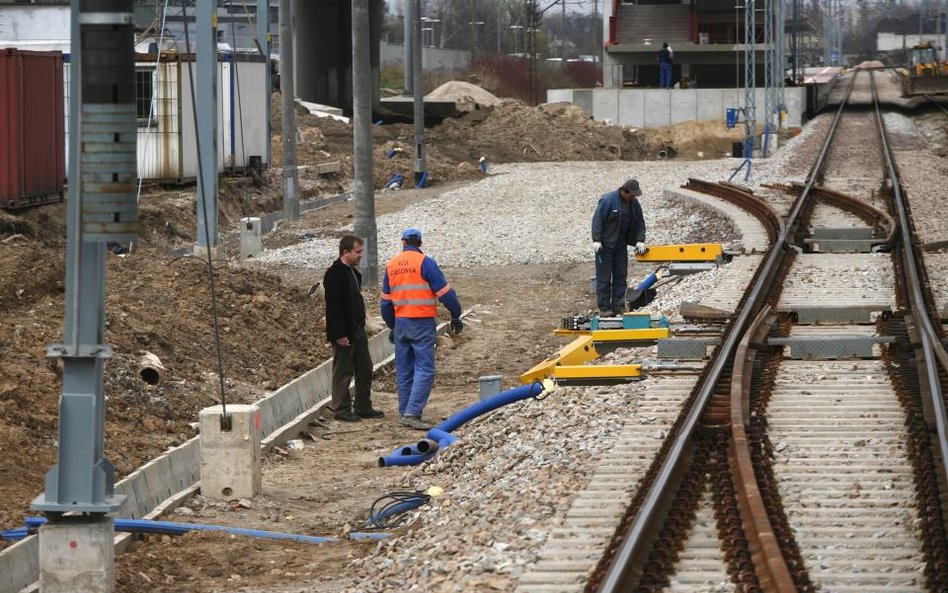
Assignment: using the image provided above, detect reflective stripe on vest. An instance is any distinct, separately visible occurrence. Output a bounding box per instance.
[386,250,437,317]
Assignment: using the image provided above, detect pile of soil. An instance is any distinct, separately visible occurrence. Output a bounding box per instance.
[429,100,648,164]
[425,80,504,112]
[0,189,332,539]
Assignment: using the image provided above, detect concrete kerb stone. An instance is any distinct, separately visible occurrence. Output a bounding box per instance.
[112,481,139,520]
[167,439,200,494]
[0,535,37,593]
[125,469,153,519]
[255,396,278,436]
[139,457,175,511]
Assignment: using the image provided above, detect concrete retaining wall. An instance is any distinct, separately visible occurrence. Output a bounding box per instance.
[380,41,471,72]
[0,329,397,593]
[547,87,808,128]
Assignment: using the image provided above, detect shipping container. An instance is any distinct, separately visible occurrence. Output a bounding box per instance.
[0,49,65,209]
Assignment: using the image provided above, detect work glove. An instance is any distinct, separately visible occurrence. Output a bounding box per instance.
[388,331,395,344]
[635,242,648,255]
[449,318,464,335]
[592,241,602,254]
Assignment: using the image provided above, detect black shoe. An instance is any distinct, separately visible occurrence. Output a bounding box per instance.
[334,411,362,422]
[355,409,385,419]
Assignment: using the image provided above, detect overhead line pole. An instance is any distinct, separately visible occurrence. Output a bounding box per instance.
[279,0,299,220]
[352,0,379,287]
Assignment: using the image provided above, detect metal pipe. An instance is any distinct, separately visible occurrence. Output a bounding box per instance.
[412,0,427,185]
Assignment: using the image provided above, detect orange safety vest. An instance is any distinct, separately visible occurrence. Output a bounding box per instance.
[385,250,438,318]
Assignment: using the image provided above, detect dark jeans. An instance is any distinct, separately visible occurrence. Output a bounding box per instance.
[330,326,374,414]
[595,244,628,313]
[660,62,672,88]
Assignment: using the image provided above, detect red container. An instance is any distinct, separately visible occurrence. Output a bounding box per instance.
[0,49,65,209]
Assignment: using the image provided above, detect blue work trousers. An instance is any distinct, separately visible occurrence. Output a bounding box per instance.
[595,244,628,313]
[660,63,672,88]
[394,317,437,418]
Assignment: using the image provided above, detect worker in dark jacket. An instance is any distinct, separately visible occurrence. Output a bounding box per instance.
[381,228,463,430]
[324,234,383,422]
[591,179,647,316]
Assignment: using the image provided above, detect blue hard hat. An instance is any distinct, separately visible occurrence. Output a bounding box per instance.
[401,227,422,240]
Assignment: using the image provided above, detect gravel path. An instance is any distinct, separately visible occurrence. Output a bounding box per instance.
[255,150,815,273]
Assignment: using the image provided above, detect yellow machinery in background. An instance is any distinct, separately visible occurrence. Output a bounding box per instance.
[902,43,948,96]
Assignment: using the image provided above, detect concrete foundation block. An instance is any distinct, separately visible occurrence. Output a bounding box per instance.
[240,217,263,261]
[192,244,221,261]
[199,404,262,499]
[39,518,114,593]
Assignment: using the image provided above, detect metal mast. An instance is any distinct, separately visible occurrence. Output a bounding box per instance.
[744,0,757,162]
[776,0,786,126]
[32,0,135,516]
[764,0,776,149]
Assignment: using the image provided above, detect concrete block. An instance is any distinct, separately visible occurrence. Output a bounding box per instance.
[696,89,726,122]
[670,89,697,125]
[546,88,574,104]
[592,89,619,124]
[112,481,138,519]
[255,396,277,436]
[167,438,200,493]
[141,456,175,507]
[39,518,114,593]
[572,90,593,116]
[199,404,262,499]
[125,470,152,519]
[617,90,645,128]
[0,535,38,593]
[192,244,221,261]
[643,90,670,128]
[314,161,341,175]
[239,217,263,261]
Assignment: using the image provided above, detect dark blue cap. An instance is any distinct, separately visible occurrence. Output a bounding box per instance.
[401,227,422,241]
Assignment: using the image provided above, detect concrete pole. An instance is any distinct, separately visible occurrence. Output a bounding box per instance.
[413,0,427,184]
[257,0,272,166]
[196,0,220,249]
[404,0,414,93]
[279,0,300,220]
[353,0,379,287]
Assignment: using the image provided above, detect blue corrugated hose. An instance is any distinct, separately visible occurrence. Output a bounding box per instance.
[1,516,389,544]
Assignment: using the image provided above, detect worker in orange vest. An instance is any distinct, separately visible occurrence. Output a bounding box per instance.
[381,228,463,430]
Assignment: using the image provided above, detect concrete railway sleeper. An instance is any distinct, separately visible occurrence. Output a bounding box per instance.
[585,68,948,592]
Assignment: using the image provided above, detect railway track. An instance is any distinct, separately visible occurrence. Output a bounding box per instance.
[521,69,948,593]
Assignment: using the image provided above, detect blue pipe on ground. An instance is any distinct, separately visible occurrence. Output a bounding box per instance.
[381,380,551,467]
[13,516,390,544]
[378,451,434,467]
[368,497,428,526]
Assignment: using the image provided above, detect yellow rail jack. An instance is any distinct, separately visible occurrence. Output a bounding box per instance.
[635,243,723,263]
[519,334,644,386]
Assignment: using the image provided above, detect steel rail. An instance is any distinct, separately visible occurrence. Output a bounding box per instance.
[785,182,897,249]
[727,306,799,592]
[595,71,861,592]
[870,71,948,508]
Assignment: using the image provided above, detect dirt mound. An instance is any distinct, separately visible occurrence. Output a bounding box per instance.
[642,119,749,160]
[429,100,647,164]
[857,60,886,69]
[425,80,503,112]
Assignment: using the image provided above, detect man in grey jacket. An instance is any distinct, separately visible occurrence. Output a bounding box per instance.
[591,179,647,316]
